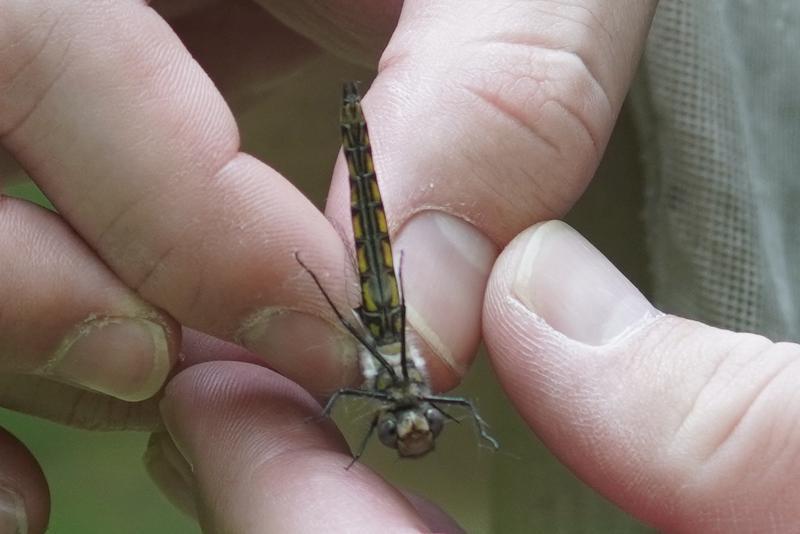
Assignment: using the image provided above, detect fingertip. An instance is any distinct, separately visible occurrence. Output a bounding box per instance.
[48,313,180,402]
[158,362,432,532]
[0,429,49,534]
[402,491,465,534]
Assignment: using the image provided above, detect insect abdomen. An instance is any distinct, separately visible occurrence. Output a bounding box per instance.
[341,82,403,347]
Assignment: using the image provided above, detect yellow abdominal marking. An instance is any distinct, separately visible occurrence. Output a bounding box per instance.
[352,214,364,239]
[361,280,377,311]
[357,245,368,275]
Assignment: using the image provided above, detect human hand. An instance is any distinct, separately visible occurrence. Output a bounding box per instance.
[0,0,357,434]
[0,2,363,530]
[0,0,659,530]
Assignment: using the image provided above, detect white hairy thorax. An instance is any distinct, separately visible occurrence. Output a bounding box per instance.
[358,340,429,390]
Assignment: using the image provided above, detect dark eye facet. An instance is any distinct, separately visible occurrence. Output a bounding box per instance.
[425,408,445,437]
[377,417,398,448]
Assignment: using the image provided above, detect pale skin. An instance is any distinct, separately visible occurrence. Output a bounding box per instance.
[1,1,799,532]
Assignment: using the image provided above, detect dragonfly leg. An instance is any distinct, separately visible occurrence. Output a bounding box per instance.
[397,249,409,382]
[346,412,379,470]
[423,395,500,450]
[321,388,390,417]
[294,252,398,381]
[429,402,460,424]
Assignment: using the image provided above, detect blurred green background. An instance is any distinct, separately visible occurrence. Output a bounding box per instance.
[1,49,655,533]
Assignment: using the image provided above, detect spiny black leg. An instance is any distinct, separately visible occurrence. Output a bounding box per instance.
[322,388,390,417]
[397,249,409,382]
[294,252,397,380]
[345,413,379,470]
[423,395,500,449]
[429,402,460,424]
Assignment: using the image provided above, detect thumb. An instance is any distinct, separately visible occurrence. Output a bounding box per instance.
[483,221,800,533]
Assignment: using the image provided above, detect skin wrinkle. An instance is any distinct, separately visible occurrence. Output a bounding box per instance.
[376,48,411,77]
[671,328,751,445]
[703,347,800,465]
[620,315,685,378]
[0,3,54,70]
[534,0,615,61]
[138,232,202,313]
[462,84,560,153]
[670,333,768,463]
[553,1,613,44]
[455,134,561,232]
[539,61,606,158]
[64,386,94,430]
[477,35,612,137]
[495,44,608,148]
[94,139,239,291]
[0,5,53,93]
[0,17,72,140]
[475,3,616,118]
[124,155,240,306]
[0,375,160,430]
[94,181,168,282]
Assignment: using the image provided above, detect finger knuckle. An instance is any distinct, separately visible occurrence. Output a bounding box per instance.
[669,331,800,501]
[453,42,613,224]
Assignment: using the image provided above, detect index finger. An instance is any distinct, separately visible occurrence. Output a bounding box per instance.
[325,0,658,388]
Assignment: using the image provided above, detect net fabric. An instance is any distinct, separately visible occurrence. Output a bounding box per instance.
[629,0,800,341]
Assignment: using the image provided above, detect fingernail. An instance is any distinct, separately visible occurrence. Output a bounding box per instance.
[0,485,27,534]
[236,308,360,393]
[393,211,496,373]
[511,221,653,345]
[47,317,172,402]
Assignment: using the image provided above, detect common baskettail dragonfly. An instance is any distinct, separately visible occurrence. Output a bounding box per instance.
[296,82,498,466]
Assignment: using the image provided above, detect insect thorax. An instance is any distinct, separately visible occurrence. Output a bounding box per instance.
[359,340,430,395]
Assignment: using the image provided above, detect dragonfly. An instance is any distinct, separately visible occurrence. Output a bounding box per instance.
[296,81,499,466]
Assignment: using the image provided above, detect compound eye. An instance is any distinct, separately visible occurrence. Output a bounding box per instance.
[425,408,445,437]
[377,416,398,448]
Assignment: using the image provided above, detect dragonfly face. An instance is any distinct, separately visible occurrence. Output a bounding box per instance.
[377,401,445,457]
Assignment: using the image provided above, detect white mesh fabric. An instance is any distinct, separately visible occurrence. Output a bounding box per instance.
[630,0,800,341]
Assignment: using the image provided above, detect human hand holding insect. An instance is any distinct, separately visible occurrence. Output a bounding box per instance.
[2,1,799,533]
